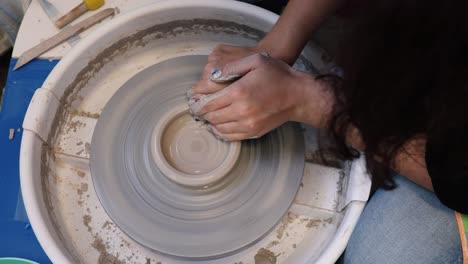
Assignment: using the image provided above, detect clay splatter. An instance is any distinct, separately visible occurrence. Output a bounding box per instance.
[287,212,297,223]
[76,170,85,178]
[306,217,333,228]
[254,248,277,264]
[65,120,84,133]
[102,221,111,229]
[83,215,92,232]
[71,110,100,119]
[266,240,279,248]
[77,183,88,195]
[276,215,294,240]
[306,219,322,228]
[92,238,124,264]
[85,142,91,154]
[276,224,286,240]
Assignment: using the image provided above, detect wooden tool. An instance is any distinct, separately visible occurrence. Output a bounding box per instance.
[14,8,115,71]
[55,0,105,29]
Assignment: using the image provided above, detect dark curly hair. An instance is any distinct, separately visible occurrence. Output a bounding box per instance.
[327,0,468,188]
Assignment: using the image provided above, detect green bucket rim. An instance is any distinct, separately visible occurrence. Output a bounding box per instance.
[0,258,39,264]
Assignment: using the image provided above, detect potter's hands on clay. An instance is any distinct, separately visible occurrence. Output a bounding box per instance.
[189,44,263,98]
[189,53,334,141]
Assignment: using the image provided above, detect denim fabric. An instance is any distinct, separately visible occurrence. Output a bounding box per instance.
[344,175,463,264]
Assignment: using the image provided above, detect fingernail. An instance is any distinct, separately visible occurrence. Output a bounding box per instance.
[209,72,241,83]
[211,69,222,79]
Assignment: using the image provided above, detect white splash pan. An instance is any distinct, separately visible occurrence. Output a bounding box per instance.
[20,1,371,263]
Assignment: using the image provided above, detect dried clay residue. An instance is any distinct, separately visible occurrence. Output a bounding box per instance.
[276,212,297,240]
[83,215,92,232]
[77,170,86,178]
[93,238,124,264]
[77,183,88,195]
[71,167,86,178]
[84,215,125,264]
[254,248,277,264]
[71,110,100,119]
[64,119,85,133]
[305,217,333,228]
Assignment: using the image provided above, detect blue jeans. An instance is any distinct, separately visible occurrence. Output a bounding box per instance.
[344,175,463,264]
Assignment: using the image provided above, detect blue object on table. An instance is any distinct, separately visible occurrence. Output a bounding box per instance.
[0,58,59,264]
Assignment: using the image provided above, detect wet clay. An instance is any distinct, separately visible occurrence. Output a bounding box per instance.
[161,112,230,175]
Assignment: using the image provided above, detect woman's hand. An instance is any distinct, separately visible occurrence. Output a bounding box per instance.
[189,53,334,141]
[191,44,263,97]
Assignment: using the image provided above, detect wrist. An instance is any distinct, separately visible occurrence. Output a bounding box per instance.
[257,37,298,65]
[287,70,334,128]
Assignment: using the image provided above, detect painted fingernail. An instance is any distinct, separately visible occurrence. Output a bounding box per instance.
[211,69,222,79]
[210,72,241,83]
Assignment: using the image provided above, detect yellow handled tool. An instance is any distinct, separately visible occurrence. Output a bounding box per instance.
[55,0,105,29]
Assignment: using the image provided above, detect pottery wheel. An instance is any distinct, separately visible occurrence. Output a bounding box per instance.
[90,55,305,259]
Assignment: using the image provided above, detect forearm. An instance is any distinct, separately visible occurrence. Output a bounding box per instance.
[348,131,433,190]
[258,0,342,64]
[289,71,434,190]
[392,138,433,191]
